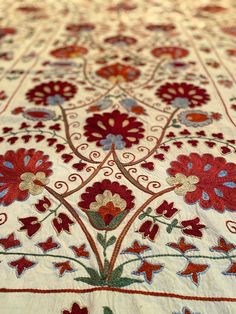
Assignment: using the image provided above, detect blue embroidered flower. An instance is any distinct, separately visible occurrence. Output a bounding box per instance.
[171,97,189,108]
[100,134,125,150]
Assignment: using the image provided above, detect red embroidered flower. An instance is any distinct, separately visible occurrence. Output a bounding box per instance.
[96,63,140,82]
[23,108,56,121]
[50,45,88,59]
[0,27,16,39]
[104,35,137,46]
[222,26,236,37]
[84,110,144,149]
[167,153,236,212]
[63,302,88,314]
[0,148,52,206]
[66,23,95,33]
[26,81,77,106]
[156,82,210,108]
[138,220,159,241]
[78,179,134,230]
[199,5,226,13]
[146,24,175,32]
[151,47,189,59]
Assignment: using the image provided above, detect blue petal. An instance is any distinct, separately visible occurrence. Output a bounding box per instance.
[223,182,236,188]
[218,170,227,177]
[36,159,43,167]
[187,162,193,169]
[204,164,211,171]
[3,161,14,169]
[202,191,209,200]
[24,155,30,166]
[214,188,223,197]
[0,188,8,198]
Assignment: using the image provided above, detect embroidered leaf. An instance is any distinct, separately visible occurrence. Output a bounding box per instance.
[103,307,113,314]
[166,219,179,233]
[9,257,36,276]
[133,261,164,284]
[168,237,198,253]
[71,244,89,258]
[178,262,209,286]
[85,267,101,280]
[97,233,106,247]
[122,240,151,255]
[74,277,105,286]
[108,277,143,287]
[0,233,21,250]
[19,216,41,238]
[211,237,235,254]
[110,265,123,282]
[54,261,74,276]
[106,236,116,247]
[37,237,60,253]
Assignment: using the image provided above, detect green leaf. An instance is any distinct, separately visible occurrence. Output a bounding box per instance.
[172,124,181,128]
[103,307,113,314]
[85,267,101,280]
[138,213,146,220]
[108,277,143,288]
[97,233,106,247]
[110,265,123,282]
[108,211,127,229]
[166,219,179,233]
[74,277,105,286]
[145,207,152,215]
[106,236,116,247]
[100,259,110,279]
[88,212,106,229]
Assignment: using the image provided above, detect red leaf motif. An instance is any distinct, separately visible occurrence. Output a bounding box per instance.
[62,154,73,163]
[134,260,163,283]
[223,262,236,275]
[72,162,87,171]
[71,244,89,258]
[63,303,88,314]
[211,237,235,253]
[9,257,36,276]
[52,213,74,234]
[0,233,21,250]
[141,162,154,171]
[37,237,60,252]
[122,240,151,255]
[178,262,209,285]
[168,237,198,253]
[35,196,51,213]
[35,134,45,142]
[56,144,65,153]
[19,216,41,238]
[153,153,165,161]
[54,261,74,276]
[49,123,61,131]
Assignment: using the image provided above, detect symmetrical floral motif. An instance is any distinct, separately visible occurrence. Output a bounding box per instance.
[78,179,134,230]
[84,110,144,149]
[26,81,77,106]
[156,83,210,108]
[167,153,236,212]
[0,149,52,205]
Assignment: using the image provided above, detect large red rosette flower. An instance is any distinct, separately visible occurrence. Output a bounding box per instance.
[26,81,77,106]
[78,179,135,230]
[104,35,137,46]
[84,110,144,149]
[50,45,88,59]
[167,153,236,212]
[0,148,52,206]
[151,47,189,59]
[156,82,210,108]
[96,63,140,83]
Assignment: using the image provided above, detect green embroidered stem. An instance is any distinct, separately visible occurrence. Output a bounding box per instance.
[119,253,236,268]
[6,129,67,143]
[39,204,62,223]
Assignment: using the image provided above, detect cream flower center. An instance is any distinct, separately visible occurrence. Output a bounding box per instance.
[19,172,49,195]
[89,190,127,211]
[166,173,199,196]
